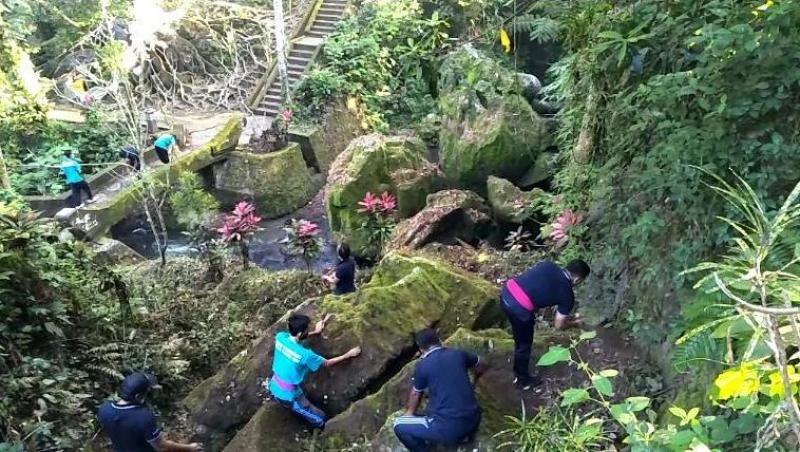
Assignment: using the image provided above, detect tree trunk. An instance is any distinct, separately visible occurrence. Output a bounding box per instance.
[0,145,10,190]
[273,0,291,105]
[240,241,250,268]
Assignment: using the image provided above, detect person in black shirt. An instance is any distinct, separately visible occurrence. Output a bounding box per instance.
[119,144,141,172]
[323,243,357,295]
[98,372,202,452]
[501,259,590,390]
[394,329,486,452]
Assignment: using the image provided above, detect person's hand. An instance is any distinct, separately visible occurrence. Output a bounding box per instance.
[315,313,334,333]
[346,346,362,358]
[188,443,204,452]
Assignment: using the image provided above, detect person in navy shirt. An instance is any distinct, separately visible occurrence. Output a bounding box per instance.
[98,372,202,452]
[501,259,590,390]
[323,243,357,295]
[393,329,486,452]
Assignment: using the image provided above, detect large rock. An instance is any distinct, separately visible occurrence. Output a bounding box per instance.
[326,134,441,257]
[214,143,315,218]
[92,237,144,265]
[439,46,553,193]
[517,152,558,188]
[486,176,548,224]
[289,97,365,174]
[185,252,501,450]
[386,190,492,251]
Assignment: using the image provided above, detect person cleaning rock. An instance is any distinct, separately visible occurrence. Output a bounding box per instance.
[501,259,590,390]
[119,144,141,171]
[60,148,94,208]
[393,329,486,452]
[98,372,202,451]
[153,133,179,164]
[267,313,361,429]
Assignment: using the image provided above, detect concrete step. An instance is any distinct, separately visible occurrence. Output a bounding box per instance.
[287,62,307,71]
[292,43,318,52]
[314,19,338,27]
[306,32,329,39]
[312,25,336,33]
[316,13,342,21]
[288,56,310,66]
[319,6,345,15]
[262,94,282,104]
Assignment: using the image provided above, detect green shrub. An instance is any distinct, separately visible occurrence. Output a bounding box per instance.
[168,172,220,230]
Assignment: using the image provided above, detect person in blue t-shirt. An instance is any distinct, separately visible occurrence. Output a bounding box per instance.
[268,313,361,428]
[153,134,179,164]
[60,149,94,208]
[394,329,486,452]
[98,372,202,452]
[322,243,357,295]
[501,259,590,390]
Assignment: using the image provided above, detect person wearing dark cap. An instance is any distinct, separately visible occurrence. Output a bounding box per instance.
[393,329,486,452]
[98,372,202,451]
[501,259,591,390]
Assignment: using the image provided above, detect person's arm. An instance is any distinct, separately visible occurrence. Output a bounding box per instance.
[308,313,333,337]
[323,346,361,368]
[405,365,428,416]
[554,311,583,329]
[462,351,487,382]
[151,436,202,452]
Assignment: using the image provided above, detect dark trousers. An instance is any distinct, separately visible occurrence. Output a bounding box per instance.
[501,297,535,380]
[393,414,481,452]
[68,181,93,208]
[154,146,170,164]
[127,155,141,171]
[277,396,326,429]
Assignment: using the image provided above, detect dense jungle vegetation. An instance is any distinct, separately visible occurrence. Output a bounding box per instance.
[1,0,799,450]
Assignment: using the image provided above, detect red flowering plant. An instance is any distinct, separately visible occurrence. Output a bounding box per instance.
[358,191,398,257]
[545,208,584,249]
[284,219,323,271]
[218,201,262,267]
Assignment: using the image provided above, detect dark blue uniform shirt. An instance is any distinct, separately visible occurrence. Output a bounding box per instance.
[502,261,575,322]
[412,347,481,421]
[333,257,356,295]
[98,401,163,452]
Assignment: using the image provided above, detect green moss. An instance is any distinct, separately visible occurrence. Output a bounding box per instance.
[486,176,548,224]
[213,144,315,218]
[325,134,434,257]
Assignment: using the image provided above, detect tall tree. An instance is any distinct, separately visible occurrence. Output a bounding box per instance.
[273,0,290,105]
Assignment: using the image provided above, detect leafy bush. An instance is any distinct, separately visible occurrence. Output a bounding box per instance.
[357,191,397,257]
[218,201,262,267]
[284,219,323,271]
[168,172,219,230]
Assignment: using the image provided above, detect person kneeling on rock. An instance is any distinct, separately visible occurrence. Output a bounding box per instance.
[394,329,486,452]
[267,313,361,429]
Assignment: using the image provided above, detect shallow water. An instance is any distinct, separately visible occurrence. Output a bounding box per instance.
[111,190,340,273]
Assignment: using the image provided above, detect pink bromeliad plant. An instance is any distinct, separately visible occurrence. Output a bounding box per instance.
[549,208,583,248]
[218,201,262,267]
[358,191,398,257]
[284,219,322,271]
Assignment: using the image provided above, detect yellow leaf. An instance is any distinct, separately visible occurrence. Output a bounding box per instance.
[714,364,760,400]
[767,366,800,397]
[500,28,511,54]
[346,96,358,112]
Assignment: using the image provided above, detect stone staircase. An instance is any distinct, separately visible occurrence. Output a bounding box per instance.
[253,0,349,117]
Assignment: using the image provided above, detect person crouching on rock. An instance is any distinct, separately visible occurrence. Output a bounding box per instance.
[394,329,486,452]
[98,372,202,451]
[153,133,179,164]
[267,313,361,429]
[501,259,590,390]
[119,144,141,172]
[322,242,357,296]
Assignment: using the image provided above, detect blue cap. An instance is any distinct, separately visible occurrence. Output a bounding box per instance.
[119,372,159,401]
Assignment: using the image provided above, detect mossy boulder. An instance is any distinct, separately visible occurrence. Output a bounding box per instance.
[486,176,548,224]
[187,252,500,450]
[517,152,558,188]
[387,190,492,251]
[213,143,315,218]
[289,97,365,174]
[325,134,440,257]
[438,45,552,193]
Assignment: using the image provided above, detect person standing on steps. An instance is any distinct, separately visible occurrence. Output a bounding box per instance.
[60,149,95,208]
[153,133,179,164]
[394,329,486,452]
[268,313,361,429]
[98,372,203,452]
[501,259,590,390]
[322,242,357,295]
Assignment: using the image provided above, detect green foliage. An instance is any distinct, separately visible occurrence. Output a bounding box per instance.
[294,0,452,131]
[538,0,800,345]
[168,172,220,230]
[1,108,125,195]
[535,332,758,451]
[495,403,611,451]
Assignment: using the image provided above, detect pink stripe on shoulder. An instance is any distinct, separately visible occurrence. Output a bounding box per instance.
[507,279,535,311]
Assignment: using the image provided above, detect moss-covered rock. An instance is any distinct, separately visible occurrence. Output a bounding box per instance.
[213,143,315,218]
[186,252,500,450]
[517,151,558,188]
[387,190,492,251]
[289,97,365,174]
[325,134,440,257]
[438,46,552,193]
[486,176,548,224]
